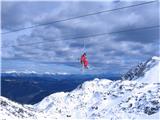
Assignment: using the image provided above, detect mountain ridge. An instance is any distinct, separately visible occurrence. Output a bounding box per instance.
[122,56,159,82]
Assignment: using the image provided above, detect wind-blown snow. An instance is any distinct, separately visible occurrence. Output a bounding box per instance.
[0,56,160,120]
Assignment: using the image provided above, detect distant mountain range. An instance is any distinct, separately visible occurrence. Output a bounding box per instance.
[1,70,69,76]
[2,70,120,77]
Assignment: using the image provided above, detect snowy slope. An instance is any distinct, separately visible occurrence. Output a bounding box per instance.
[137,56,160,83]
[34,79,160,119]
[0,56,160,120]
[0,96,47,119]
[122,56,160,83]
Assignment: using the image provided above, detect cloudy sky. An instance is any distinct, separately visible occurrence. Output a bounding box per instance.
[1,0,159,74]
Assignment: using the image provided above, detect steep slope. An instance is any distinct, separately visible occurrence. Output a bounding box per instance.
[137,56,160,83]
[122,56,160,83]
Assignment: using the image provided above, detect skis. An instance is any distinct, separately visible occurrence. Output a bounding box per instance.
[80,65,91,74]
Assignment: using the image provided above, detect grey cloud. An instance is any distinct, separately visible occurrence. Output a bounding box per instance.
[1,1,64,31]
[114,26,159,43]
[2,1,159,72]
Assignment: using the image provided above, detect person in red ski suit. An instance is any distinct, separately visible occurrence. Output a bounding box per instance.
[80,53,89,69]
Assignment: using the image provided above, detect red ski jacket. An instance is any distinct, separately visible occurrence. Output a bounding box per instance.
[81,54,88,68]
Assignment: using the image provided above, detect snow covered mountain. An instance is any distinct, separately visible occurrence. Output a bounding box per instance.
[0,56,160,120]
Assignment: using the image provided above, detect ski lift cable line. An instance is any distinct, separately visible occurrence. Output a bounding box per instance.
[17,25,159,46]
[1,0,157,35]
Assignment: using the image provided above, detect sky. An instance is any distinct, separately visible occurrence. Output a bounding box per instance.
[1,0,159,74]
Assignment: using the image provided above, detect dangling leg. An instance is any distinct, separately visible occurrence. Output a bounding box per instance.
[84,60,89,69]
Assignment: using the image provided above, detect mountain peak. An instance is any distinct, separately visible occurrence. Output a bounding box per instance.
[152,56,160,61]
[122,56,159,82]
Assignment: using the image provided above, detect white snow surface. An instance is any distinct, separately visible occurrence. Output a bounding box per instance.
[137,60,159,83]
[0,56,160,120]
[138,56,160,83]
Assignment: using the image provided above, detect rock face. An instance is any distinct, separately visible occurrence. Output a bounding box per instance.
[0,97,37,119]
[0,56,159,120]
[121,56,159,82]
